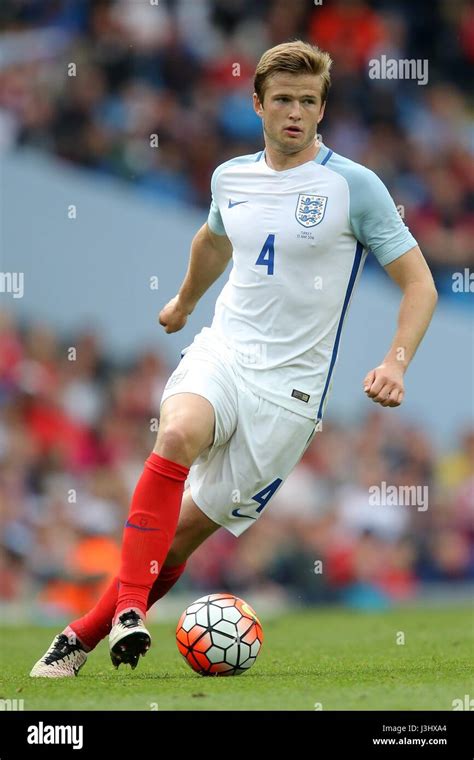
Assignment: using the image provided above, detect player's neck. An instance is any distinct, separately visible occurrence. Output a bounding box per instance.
[264,139,321,172]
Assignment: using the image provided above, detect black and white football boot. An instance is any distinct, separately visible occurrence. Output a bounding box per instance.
[109,610,151,670]
[29,633,88,678]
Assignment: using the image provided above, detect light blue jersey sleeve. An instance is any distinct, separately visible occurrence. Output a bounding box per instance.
[206,152,261,236]
[207,166,226,236]
[328,154,417,266]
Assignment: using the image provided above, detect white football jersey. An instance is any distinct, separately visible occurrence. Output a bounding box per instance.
[204,142,417,423]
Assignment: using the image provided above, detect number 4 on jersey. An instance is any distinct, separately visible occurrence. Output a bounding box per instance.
[255,234,275,275]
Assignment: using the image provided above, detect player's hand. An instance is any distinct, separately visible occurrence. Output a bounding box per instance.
[363,362,405,407]
[158,295,193,334]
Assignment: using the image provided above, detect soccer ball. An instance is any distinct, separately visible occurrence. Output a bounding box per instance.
[176,593,264,676]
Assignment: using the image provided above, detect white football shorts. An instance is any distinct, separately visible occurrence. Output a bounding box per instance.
[160,327,319,537]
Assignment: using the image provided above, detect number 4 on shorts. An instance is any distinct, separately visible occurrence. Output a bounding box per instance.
[252,478,282,513]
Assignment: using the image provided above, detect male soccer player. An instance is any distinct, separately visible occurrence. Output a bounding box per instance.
[30,40,437,676]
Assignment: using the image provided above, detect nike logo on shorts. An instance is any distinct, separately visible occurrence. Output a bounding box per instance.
[231,508,256,520]
[228,199,248,208]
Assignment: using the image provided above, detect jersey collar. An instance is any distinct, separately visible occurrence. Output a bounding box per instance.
[258,141,332,173]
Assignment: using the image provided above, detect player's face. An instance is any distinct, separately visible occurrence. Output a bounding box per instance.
[253,73,326,155]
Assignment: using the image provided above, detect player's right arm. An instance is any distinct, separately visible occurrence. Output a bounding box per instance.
[158,222,232,334]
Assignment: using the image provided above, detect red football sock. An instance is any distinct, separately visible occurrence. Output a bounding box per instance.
[114,452,189,621]
[69,561,187,651]
[147,561,187,608]
[67,578,119,651]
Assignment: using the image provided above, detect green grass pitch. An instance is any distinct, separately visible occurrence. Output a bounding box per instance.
[1,605,472,711]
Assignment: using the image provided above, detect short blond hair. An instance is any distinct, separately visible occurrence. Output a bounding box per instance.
[254,40,332,105]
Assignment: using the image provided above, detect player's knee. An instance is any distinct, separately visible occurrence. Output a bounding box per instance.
[155,419,214,467]
[154,423,195,466]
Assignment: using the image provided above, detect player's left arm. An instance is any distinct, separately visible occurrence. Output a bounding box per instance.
[348,166,438,408]
[363,244,438,407]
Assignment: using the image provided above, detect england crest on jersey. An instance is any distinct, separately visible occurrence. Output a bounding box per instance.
[295,194,328,228]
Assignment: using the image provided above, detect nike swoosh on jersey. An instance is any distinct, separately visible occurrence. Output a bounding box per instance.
[231,508,257,519]
[125,520,162,531]
[228,199,248,208]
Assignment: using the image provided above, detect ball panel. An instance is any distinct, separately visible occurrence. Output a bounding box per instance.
[187,624,208,646]
[215,619,237,638]
[238,642,251,662]
[191,650,210,672]
[236,617,253,636]
[223,643,239,667]
[210,631,235,649]
[237,656,256,671]
[207,661,235,675]
[193,632,213,652]
[206,645,226,663]
[185,602,206,614]
[209,604,224,625]
[250,640,261,657]
[176,628,190,647]
[195,607,208,627]
[222,607,241,623]
[181,613,196,632]
[240,622,259,644]
[235,598,262,626]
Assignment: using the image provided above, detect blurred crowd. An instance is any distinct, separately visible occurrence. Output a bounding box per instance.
[1,310,473,620]
[0,0,473,302]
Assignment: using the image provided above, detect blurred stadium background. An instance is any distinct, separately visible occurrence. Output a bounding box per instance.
[0,0,472,626]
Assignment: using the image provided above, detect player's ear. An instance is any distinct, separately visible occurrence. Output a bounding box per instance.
[317,100,326,124]
[253,92,264,118]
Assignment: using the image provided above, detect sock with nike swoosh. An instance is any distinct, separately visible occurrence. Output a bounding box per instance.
[114,453,189,621]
